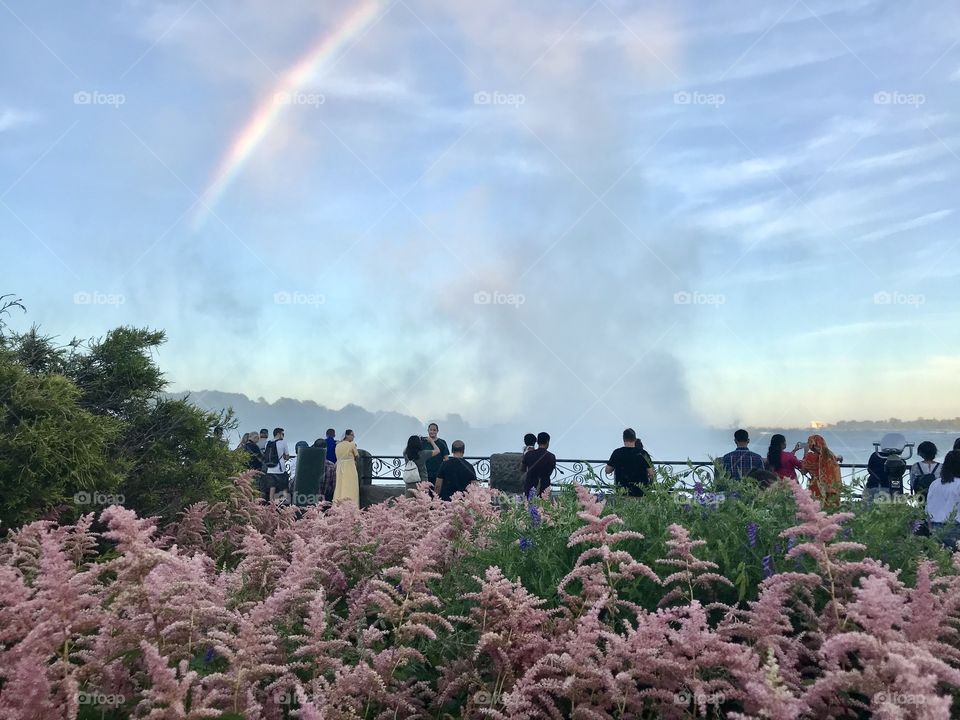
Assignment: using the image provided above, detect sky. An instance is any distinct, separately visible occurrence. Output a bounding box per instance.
[2,0,959,447]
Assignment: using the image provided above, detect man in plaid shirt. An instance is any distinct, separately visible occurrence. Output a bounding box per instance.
[719,429,765,482]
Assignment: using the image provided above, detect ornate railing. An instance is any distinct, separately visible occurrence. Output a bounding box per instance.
[367,455,873,489]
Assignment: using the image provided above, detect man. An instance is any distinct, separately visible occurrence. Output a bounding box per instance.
[522,431,557,497]
[435,440,477,500]
[718,429,764,484]
[261,427,290,501]
[423,422,450,485]
[325,428,337,465]
[605,428,655,497]
[257,428,269,452]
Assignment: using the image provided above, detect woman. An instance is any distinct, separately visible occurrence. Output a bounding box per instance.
[332,429,360,504]
[766,434,803,481]
[926,450,960,549]
[403,434,440,494]
[241,432,263,472]
[801,434,841,511]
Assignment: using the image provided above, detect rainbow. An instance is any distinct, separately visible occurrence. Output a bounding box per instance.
[192,0,385,229]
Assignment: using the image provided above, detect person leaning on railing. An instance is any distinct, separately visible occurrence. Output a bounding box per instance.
[604,428,654,497]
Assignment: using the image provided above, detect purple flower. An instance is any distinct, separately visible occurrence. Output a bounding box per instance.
[693,481,704,496]
[527,486,537,501]
[911,519,923,534]
[787,536,796,552]
[529,505,541,528]
[746,522,758,548]
[204,647,215,664]
[762,555,774,578]
[518,536,533,551]
[594,491,604,501]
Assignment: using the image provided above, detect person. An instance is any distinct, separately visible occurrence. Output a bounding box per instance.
[954,438,960,452]
[313,438,337,502]
[765,434,803,481]
[522,432,557,497]
[605,428,654,497]
[242,432,263,472]
[926,450,960,549]
[801,434,841,511]
[403,434,441,487]
[522,433,537,455]
[332,429,360,504]
[325,428,337,465]
[910,441,941,500]
[423,423,450,486]
[435,440,477,500]
[257,428,269,452]
[719,429,765,483]
[261,427,290,501]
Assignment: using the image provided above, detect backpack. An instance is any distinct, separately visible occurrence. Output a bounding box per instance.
[402,458,421,486]
[263,440,281,470]
[913,462,939,498]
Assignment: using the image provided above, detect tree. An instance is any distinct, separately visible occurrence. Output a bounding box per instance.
[0,306,244,530]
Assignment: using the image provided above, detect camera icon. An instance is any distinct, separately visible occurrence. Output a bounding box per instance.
[873,291,891,305]
[674,689,692,705]
[273,291,292,305]
[673,91,691,105]
[473,290,491,305]
[673,291,692,305]
[274,92,292,106]
[873,91,891,105]
[474,91,491,105]
[73,291,92,304]
[74,491,91,505]
[74,91,91,105]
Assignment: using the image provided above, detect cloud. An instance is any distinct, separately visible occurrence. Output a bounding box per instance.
[0,108,39,133]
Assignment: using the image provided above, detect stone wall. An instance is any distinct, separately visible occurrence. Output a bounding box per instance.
[489,452,524,494]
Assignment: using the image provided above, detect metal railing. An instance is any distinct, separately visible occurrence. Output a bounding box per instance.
[367,455,872,489]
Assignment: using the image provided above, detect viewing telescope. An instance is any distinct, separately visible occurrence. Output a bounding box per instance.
[873,433,915,496]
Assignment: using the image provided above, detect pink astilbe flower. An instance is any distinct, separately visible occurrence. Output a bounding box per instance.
[367,522,454,643]
[446,566,560,707]
[134,640,222,719]
[558,484,659,616]
[657,524,734,608]
[719,571,820,694]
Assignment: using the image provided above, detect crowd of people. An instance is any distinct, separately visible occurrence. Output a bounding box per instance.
[233,423,960,546]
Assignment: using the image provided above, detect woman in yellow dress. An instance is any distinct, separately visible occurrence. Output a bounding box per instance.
[332,429,360,504]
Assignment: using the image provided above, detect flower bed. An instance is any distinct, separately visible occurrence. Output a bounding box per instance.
[1,472,958,719]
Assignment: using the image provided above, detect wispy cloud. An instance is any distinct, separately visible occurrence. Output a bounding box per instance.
[0,108,39,133]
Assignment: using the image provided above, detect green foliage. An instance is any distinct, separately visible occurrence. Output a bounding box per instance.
[0,309,244,530]
[0,357,122,530]
[438,474,955,616]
